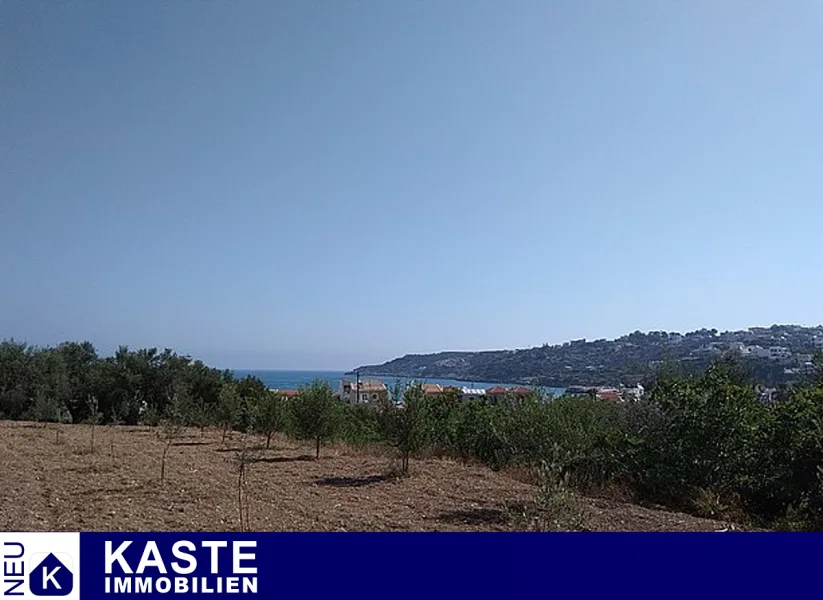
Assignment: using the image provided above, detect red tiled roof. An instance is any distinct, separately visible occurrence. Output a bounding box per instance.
[486,387,508,395]
[421,383,444,394]
[597,391,621,401]
[511,386,532,394]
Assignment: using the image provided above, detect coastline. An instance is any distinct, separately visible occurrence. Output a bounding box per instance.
[238,369,565,395]
[346,371,567,393]
[345,371,533,385]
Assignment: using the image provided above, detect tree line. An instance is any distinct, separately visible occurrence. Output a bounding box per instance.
[3,339,823,529]
[0,340,334,456]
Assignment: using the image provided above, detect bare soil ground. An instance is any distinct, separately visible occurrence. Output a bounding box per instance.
[0,421,744,532]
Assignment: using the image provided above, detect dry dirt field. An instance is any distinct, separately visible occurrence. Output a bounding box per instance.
[0,421,742,532]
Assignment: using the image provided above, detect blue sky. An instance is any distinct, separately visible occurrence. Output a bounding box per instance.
[2,1,822,370]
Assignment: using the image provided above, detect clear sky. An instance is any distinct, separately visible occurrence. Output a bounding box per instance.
[2,1,822,370]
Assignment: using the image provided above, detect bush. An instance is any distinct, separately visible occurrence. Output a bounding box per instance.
[445,400,512,470]
[531,454,587,532]
[338,403,382,447]
[27,390,69,424]
[139,404,161,427]
[633,363,764,510]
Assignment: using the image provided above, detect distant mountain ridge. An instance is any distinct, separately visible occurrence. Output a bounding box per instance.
[352,325,823,387]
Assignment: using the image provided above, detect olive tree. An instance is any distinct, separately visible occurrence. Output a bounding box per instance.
[217,382,243,442]
[291,381,339,458]
[250,390,285,449]
[378,382,428,475]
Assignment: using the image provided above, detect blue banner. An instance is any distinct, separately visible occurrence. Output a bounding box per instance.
[2,531,813,600]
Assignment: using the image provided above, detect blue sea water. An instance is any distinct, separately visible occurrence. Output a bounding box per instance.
[232,369,565,397]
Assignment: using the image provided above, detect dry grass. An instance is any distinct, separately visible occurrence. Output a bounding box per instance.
[0,421,745,532]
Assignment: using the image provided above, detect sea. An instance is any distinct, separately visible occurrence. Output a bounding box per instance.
[232,370,566,398]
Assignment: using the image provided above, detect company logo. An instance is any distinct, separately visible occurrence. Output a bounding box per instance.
[28,554,73,597]
[2,534,79,600]
[103,540,258,595]
[3,534,261,598]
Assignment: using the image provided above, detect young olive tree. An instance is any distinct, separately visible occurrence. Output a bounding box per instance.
[232,433,260,532]
[217,382,243,443]
[30,389,64,425]
[250,390,285,449]
[291,381,339,458]
[222,410,260,532]
[86,395,103,453]
[159,390,187,484]
[183,398,215,436]
[378,382,428,475]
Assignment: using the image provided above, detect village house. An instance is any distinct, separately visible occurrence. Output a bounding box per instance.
[743,345,771,359]
[339,379,389,405]
[486,385,532,402]
[596,388,621,402]
[758,387,778,403]
[269,389,299,399]
[768,346,792,361]
[621,383,645,402]
[420,383,445,397]
[509,386,533,400]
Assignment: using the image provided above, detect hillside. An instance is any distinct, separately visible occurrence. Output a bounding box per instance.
[0,421,744,532]
[353,325,823,387]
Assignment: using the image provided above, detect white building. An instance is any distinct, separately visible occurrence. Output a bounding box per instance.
[768,346,791,360]
[758,388,778,403]
[459,387,486,402]
[744,345,770,359]
[621,384,645,402]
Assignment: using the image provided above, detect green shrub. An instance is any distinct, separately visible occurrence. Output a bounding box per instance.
[338,403,382,447]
